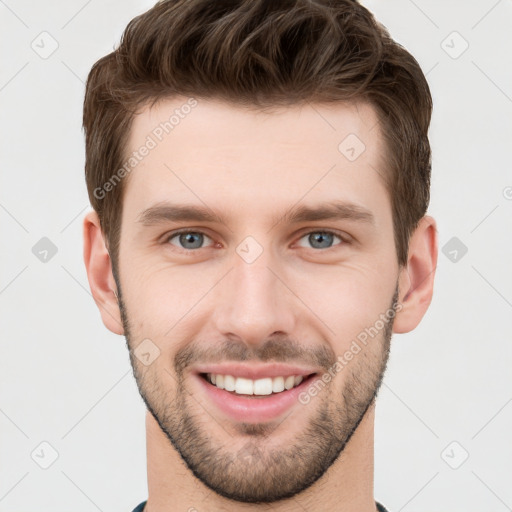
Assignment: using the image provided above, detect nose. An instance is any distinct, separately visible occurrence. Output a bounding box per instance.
[211,244,296,348]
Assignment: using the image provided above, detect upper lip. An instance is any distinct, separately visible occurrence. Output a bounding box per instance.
[193,362,320,380]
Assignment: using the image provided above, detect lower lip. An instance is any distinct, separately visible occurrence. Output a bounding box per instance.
[195,373,317,423]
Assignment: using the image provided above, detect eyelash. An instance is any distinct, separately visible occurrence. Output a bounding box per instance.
[163,229,351,252]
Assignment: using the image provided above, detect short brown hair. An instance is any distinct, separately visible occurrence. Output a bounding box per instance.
[83,0,432,271]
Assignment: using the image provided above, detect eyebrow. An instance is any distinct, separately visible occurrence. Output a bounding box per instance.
[277,200,375,226]
[136,200,375,228]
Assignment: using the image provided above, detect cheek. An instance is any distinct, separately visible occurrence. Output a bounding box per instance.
[121,264,218,337]
[291,264,395,345]
[120,247,397,348]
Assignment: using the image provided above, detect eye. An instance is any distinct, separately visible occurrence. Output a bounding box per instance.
[163,229,348,252]
[166,230,214,250]
[296,230,346,250]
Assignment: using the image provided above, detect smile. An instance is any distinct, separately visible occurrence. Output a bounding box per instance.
[203,373,307,396]
[194,366,319,423]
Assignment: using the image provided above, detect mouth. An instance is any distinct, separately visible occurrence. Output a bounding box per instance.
[193,366,320,423]
[199,372,317,397]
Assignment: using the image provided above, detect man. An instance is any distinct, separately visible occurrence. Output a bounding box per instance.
[82,0,437,510]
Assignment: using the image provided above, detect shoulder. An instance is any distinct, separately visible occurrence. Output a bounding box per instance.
[131,501,147,512]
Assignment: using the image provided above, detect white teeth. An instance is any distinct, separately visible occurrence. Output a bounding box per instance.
[272,376,285,393]
[235,377,253,395]
[206,373,308,395]
[253,378,273,395]
[224,374,236,392]
[284,376,295,390]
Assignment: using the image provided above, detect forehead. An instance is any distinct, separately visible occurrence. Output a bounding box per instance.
[122,96,390,226]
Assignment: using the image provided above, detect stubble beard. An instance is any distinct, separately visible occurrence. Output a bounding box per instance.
[117,279,398,503]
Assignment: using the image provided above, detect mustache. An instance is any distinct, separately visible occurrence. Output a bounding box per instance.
[174,334,336,377]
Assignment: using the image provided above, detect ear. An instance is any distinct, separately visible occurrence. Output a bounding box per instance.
[393,215,438,333]
[83,210,124,335]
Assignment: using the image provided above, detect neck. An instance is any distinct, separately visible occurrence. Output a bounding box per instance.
[144,405,377,512]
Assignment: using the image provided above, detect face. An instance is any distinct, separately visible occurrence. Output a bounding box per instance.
[115,98,401,503]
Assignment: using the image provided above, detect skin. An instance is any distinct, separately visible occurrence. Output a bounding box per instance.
[83,97,438,512]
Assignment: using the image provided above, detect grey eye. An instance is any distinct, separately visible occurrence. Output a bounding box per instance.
[168,231,213,250]
[297,231,342,249]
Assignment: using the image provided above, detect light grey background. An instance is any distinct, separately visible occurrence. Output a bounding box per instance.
[1,1,511,511]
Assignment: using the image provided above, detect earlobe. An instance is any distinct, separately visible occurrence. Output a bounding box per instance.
[393,215,438,334]
[83,210,124,335]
